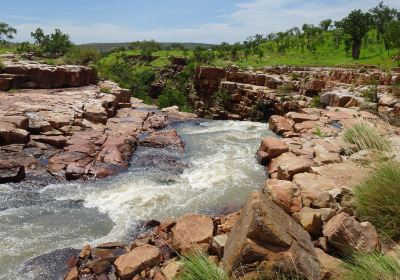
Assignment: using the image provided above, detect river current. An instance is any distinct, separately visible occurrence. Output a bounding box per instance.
[0,120,273,280]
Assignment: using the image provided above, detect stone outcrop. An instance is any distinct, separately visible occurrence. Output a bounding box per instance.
[193,65,400,121]
[0,61,97,90]
[0,78,193,182]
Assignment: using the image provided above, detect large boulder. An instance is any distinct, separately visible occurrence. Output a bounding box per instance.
[140,129,184,149]
[263,179,302,214]
[269,116,294,135]
[172,213,214,252]
[0,161,25,183]
[222,192,321,279]
[114,245,161,280]
[323,213,380,254]
[257,137,289,165]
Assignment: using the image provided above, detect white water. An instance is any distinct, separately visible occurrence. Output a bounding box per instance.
[0,120,272,280]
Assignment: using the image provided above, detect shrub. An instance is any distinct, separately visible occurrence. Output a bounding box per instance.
[178,251,229,280]
[278,83,294,95]
[31,28,72,57]
[65,46,100,65]
[311,95,321,108]
[100,86,112,94]
[343,123,391,154]
[157,85,192,112]
[344,252,400,280]
[353,161,400,238]
[212,90,231,108]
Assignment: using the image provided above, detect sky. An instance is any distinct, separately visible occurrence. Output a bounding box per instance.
[2,0,400,44]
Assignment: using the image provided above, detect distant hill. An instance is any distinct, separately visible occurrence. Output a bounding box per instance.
[79,42,215,53]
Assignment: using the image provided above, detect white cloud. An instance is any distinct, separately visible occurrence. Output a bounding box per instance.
[12,0,400,44]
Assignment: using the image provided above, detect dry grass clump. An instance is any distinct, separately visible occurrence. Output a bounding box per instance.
[178,251,228,280]
[353,161,400,238]
[343,122,392,154]
[344,251,400,280]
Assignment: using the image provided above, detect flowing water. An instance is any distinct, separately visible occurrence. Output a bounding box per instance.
[0,120,273,280]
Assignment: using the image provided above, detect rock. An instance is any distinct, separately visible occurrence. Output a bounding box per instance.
[299,207,323,236]
[161,260,182,280]
[0,161,25,183]
[277,156,313,180]
[311,192,337,209]
[323,213,380,254]
[293,173,337,205]
[219,212,240,233]
[257,137,289,165]
[210,234,228,256]
[172,214,214,252]
[140,129,184,149]
[84,103,108,124]
[79,244,91,260]
[114,245,161,280]
[64,267,79,280]
[263,179,302,214]
[286,112,319,123]
[315,248,345,280]
[269,116,294,135]
[0,122,29,145]
[222,191,321,279]
[86,260,111,275]
[30,135,68,148]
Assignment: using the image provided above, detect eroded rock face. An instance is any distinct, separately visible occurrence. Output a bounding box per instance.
[0,82,173,182]
[1,61,97,89]
[222,191,321,279]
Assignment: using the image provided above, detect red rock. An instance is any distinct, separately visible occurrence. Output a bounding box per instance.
[30,135,67,148]
[323,213,380,254]
[172,214,214,252]
[0,161,25,183]
[114,245,161,280]
[258,137,289,165]
[263,179,302,214]
[269,115,294,135]
[140,129,184,149]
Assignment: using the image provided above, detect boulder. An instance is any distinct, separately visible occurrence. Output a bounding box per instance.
[0,121,29,145]
[210,234,228,256]
[257,137,289,165]
[161,260,182,280]
[277,156,313,180]
[114,245,161,280]
[30,135,68,148]
[268,116,294,135]
[0,161,25,183]
[263,179,302,214]
[222,192,321,279]
[315,248,345,280]
[172,214,214,252]
[293,173,337,205]
[323,213,380,254]
[286,112,319,123]
[140,129,184,149]
[299,207,323,236]
[64,267,79,280]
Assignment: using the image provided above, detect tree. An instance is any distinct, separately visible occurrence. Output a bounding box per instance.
[370,2,399,42]
[384,20,400,64]
[0,22,17,44]
[31,28,72,57]
[319,19,333,32]
[140,40,161,57]
[338,10,372,59]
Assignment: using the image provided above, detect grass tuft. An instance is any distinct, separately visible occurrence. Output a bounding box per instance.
[100,86,112,94]
[344,251,400,280]
[343,123,391,154]
[178,251,228,280]
[354,161,400,238]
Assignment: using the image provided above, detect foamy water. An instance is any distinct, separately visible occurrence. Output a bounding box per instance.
[0,120,272,280]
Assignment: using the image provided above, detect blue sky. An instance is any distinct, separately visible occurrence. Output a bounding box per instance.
[2,0,400,44]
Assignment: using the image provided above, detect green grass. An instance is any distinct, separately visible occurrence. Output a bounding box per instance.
[344,252,400,280]
[178,251,228,280]
[354,161,400,238]
[343,123,392,154]
[100,86,112,94]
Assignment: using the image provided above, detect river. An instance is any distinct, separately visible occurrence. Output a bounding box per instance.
[0,120,273,280]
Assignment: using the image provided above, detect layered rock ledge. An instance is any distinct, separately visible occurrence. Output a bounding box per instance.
[0,79,194,183]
